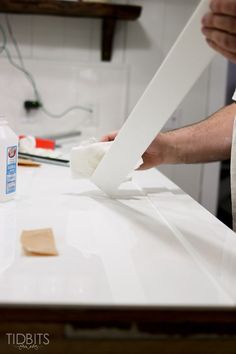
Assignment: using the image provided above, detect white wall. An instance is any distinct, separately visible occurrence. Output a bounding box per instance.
[0,0,228,213]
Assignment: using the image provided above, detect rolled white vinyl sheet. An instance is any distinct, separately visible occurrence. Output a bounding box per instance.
[91,0,215,195]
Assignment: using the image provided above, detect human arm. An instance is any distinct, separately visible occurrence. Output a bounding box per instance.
[101,104,236,170]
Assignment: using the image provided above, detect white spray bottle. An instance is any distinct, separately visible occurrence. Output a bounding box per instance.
[0,117,18,202]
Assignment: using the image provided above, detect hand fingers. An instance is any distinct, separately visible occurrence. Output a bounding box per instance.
[206,38,236,63]
[202,12,236,34]
[202,0,236,62]
[100,131,118,142]
[210,0,236,16]
[202,27,236,53]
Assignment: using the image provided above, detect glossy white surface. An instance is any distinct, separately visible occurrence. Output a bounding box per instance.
[0,164,236,307]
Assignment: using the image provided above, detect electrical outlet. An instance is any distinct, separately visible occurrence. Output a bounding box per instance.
[24,100,42,112]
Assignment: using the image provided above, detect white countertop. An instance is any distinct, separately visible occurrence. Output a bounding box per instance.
[0,164,236,308]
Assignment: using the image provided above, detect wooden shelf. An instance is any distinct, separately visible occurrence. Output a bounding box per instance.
[0,0,142,61]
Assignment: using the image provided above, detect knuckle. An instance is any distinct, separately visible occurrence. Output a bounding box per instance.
[222,35,230,48]
[212,30,221,43]
[213,15,236,33]
[210,0,221,12]
[211,0,236,16]
[213,15,222,28]
[231,2,236,15]
[228,17,236,32]
[223,34,236,50]
[223,34,231,48]
[204,13,214,26]
[226,1,236,16]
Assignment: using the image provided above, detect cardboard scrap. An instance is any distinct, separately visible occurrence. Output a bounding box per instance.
[21,228,58,256]
[18,158,41,167]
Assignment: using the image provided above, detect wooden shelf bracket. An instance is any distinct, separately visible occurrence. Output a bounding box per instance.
[0,0,142,61]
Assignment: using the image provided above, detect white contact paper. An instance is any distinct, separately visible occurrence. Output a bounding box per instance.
[91,0,215,195]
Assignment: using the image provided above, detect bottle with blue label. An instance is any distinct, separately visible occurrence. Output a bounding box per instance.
[0,117,18,202]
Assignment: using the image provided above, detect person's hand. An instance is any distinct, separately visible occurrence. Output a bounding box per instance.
[101,131,166,170]
[101,131,118,143]
[202,0,236,63]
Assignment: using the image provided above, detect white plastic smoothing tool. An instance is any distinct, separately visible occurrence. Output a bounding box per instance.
[91,0,215,195]
[0,117,18,202]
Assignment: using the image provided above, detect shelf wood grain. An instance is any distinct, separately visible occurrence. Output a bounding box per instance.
[0,0,141,20]
[0,0,142,60]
